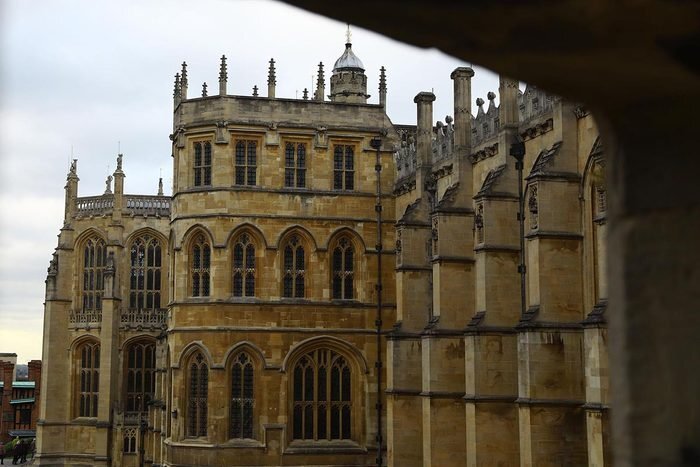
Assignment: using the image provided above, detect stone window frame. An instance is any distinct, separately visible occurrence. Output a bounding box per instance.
[282,234,306,298]
[332,144,355,191]
[81,235,107,313]
[290,347,354,442]
[192,140,213,187]
[123,427,138,454]
[283,139,309,189]
[189,232,211,298]
[123,339,157,421]
[186,351,209,438]
[228,351,257,440]
[128,233,163,312]
[234,138,259,187]
[73,337,100,419]
[232,232,257,298]
[331,236,355,300]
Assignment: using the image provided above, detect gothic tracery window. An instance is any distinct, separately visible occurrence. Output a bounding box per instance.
[83,237,107,312]
[332,238,354,300]
[129,235,162,311]
[191,234,211,297]
[194,141,212,187]
[284,142,306,188]
[123,427,137,453]
[235,140,257,186]
[187,352,208,437]
[77,341,100,417]
[125,341,156,419]
[233,233,255,297]
[292,349,352,441]
[333,145,354,190]
[230,352,255,439]
[283,234,305,298]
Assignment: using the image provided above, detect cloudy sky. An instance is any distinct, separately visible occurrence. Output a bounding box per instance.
[0,0,499,365]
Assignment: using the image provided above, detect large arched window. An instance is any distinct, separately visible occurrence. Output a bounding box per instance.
[187,351,208,437]
[83,237,107,312]
[292,349,351,441]
[129,235,162,311]
[76,340,100,417]
[233,233,255,297]
[191,234,211,297]
[125,341,156,419]
[283,234,305,298]
[332,237,354,300]
[230,352,255,439]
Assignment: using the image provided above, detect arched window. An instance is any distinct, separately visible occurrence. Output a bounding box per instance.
[123,427,137,453]
[191,234,211,297]
[77,341,100,417]
[333,145,354,190]
[233,234,255,297]
[332,238,354,300]
[230,352,254,439]
[125,341,156,419]
[193,141,212,187]
[187,351,208,437]
[129,235,162,311]
[83,237,107,312]
[283,234,305,298]
[292,348,352,441]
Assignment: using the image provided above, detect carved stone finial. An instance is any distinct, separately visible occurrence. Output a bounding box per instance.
[487,91,496,102]
[69,159,77,175]
[116,154,123,171]
[379,66,387,91]
[302,88,309,100]
[253,85,259,97]
[173,73,181,98]
[267,58,276,85]
[158,177,164,196]
[181,62,188,86]
[346,23,352,44]
[219,55,228,81]
[202,82,208,97]
[104,174,113,194]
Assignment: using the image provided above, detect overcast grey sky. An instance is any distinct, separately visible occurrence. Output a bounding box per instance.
[0,0,499,364]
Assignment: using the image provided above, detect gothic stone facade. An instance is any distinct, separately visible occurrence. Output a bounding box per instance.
[36,46,608,466]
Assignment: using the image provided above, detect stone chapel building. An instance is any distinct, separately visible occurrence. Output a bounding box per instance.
[36,39,608,466]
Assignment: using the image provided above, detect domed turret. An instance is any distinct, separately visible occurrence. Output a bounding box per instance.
[330,28,369,104]
[333,43,365,72]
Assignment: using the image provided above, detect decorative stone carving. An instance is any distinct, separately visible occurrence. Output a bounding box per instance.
[528,184,539,230]
[431,216,439,256]
[104,175,113,195]
[469,142,499,164]
[475,204,484,243]
[215,120,229,144]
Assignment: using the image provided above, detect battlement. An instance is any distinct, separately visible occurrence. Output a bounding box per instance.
[393,78,559,186]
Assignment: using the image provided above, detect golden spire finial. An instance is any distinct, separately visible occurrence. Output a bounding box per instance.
[346,24,352,44]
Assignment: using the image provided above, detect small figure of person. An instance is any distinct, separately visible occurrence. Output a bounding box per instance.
[11,440,20,464]
[19,440,27,464]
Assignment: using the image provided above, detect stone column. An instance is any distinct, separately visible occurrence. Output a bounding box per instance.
[414,91,435,199]
[64,160,78,226]
[463,78,522,466]
[95,250,121,465]
[112,154,124,223]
